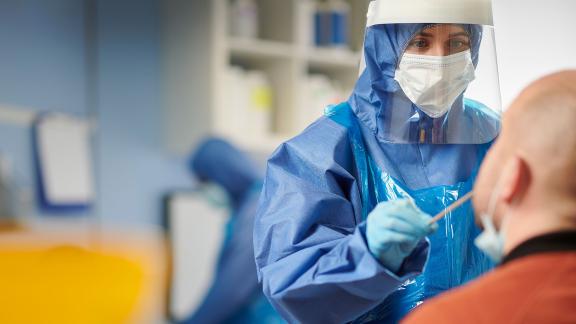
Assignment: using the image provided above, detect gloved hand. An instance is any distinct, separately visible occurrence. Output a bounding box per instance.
[366,199,438,273]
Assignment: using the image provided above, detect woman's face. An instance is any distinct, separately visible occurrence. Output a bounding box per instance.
[405,24,471,56]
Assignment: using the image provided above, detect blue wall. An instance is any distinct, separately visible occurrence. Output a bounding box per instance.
[0,0,89,217]
[0,1,87,113]
[0,0,190,223]
[96,0,190,224]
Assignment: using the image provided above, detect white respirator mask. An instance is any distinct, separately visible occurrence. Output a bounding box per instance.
[475,214,506,263]
[474,183,508,263]
[394,50,476,118]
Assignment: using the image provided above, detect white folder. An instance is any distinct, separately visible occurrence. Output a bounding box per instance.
[36,114,94,206]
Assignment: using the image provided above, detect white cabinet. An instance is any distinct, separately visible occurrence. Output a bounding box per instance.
[162,0,369,154]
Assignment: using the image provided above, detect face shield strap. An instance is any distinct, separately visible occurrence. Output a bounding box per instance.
[359,46,366,77]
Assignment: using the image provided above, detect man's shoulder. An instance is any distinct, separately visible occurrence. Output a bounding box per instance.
[403,254,573,324]
[402,269,504,324]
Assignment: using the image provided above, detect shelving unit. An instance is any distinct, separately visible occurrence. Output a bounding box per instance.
[162,0,370,154]
[228,37,295,61]
[307,48,361,69]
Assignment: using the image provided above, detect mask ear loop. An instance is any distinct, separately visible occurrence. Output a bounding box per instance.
[482,175,511,235]
[486,179,502,218]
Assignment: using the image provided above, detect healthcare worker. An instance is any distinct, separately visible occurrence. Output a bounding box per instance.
[183,138,284,324]
[254,0,502,323]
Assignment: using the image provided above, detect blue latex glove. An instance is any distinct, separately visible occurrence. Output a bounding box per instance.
[366,199,439,273]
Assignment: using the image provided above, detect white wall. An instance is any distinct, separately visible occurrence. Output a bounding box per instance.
[493,0,576,109]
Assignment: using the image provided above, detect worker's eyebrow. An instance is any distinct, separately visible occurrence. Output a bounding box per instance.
[415,31,470,38]
[416,31,434,37]
[449,32,470,38]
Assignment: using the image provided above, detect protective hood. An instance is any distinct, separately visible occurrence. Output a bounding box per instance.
[189,137,259,205]
[348,23,483,143]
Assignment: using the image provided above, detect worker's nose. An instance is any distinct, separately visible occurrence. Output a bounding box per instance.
[428,42,450,56]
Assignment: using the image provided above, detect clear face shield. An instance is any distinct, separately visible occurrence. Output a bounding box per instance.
[358,0,501,144]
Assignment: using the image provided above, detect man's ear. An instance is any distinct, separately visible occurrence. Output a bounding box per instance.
[500,155,531,206]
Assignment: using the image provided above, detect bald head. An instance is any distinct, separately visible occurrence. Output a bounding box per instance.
[473,70,576,253]
[504,70,576,199]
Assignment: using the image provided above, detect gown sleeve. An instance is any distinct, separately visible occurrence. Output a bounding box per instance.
[253,120,430,324]
[184,194,261,324]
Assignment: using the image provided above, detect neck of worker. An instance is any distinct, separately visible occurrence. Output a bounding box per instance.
[502,197,576,255]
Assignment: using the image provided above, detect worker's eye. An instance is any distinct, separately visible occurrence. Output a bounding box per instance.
[408,38,429,50]
[448,38,470,52]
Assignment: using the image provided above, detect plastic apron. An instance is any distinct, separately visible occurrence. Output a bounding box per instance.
[325,102,493,323]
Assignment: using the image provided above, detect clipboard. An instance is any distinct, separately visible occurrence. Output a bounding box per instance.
[33,114,94,212]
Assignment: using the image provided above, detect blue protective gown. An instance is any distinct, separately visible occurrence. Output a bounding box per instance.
[254,24,500,324]
[184,138,284,324]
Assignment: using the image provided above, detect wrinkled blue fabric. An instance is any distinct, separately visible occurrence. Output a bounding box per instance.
[330,102,493,323]
[254,23,499,324]
[184,138,284,324]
